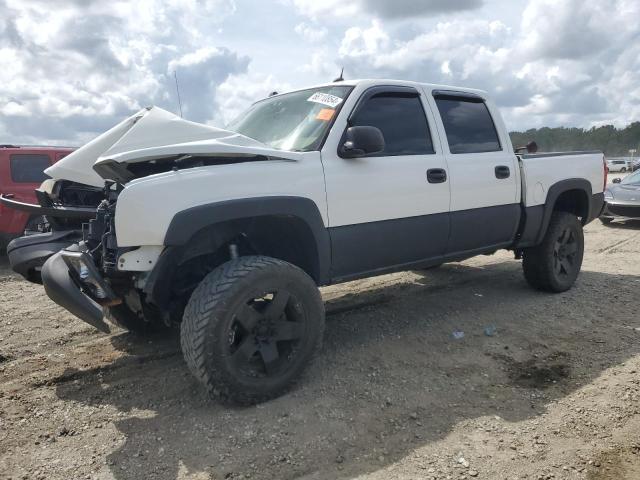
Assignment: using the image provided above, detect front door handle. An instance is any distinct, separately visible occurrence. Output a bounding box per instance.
[427,168,447,184]
[495,165,510,179]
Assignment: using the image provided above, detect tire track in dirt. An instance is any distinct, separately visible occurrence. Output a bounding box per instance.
[597,231,640,254]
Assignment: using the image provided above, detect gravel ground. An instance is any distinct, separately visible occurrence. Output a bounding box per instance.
[1,212,640,480]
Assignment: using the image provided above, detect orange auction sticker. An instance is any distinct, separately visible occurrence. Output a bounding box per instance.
[316,108,335,121]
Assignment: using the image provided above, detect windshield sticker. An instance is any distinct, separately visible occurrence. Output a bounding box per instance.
[307,92,343,108]
[315,108,335,121]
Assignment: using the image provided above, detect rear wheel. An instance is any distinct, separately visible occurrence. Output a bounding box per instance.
[522,212,584,293]
[180,256,325,404]
[621,167,627,172]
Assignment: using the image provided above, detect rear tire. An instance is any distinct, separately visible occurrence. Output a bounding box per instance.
[180,256,325,405]
[522,212,584,293]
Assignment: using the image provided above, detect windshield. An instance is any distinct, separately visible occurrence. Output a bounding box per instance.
[621,170,640,185]
[227,85,352,152]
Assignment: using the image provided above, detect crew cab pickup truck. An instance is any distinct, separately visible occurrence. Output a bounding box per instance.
[0,145,74,250]
[1,79,607,404]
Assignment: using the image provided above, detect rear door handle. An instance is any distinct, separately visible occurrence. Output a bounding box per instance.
[427,168,447,184]
[495,165,510,179]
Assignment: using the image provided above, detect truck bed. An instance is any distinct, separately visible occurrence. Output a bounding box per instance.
[515,150,606,249]
[518,150,605,208]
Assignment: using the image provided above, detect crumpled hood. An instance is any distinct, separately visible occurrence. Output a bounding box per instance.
[45,106,293,187]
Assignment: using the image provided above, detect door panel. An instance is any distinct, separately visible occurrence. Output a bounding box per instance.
[321,85,451,278]
[330,213,449,280]
[447,204,520,253]
[428,91,520,253]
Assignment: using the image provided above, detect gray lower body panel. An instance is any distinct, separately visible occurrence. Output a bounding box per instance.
[330,212,449,280]
[447,204,520,253]
[329,203,520,282]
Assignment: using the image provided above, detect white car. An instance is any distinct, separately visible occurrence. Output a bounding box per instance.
[2,79,607,404]
[607,159,632,172]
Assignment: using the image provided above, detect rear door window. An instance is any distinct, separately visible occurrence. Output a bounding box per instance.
[434,95,501,154]
[10,154,51,183]
[350,93,435,156]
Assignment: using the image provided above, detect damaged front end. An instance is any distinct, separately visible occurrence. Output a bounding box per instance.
[39,181,160,333]
[40,183,123,332]
[9,105,301,332]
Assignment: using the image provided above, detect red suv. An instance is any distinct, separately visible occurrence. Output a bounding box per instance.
[0,145,74,249]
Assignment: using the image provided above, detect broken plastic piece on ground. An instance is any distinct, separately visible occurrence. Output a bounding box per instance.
[484,325,497,337]
[452,330,465,340]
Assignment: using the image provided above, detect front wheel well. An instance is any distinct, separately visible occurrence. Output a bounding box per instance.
[146,215,323,323]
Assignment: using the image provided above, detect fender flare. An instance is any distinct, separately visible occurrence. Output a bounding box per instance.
[145,196,331,309]
[535,178,592,244]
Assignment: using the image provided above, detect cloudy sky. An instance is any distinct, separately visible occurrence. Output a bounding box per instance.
[1,0,639,145]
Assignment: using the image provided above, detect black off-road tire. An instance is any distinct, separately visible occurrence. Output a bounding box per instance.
[522,211,584,293]
[180,256,325,405]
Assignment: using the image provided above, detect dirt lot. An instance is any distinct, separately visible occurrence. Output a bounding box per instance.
[1,216,640,480]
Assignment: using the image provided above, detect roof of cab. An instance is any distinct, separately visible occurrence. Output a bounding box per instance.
[264,78,489,101]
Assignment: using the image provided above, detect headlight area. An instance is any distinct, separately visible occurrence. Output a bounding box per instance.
[64,181,168,329]
[64,182,136,306]
[61,250,120,305]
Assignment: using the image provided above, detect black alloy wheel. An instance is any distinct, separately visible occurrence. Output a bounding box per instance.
[181,256,325,404]
[553,227,579,278]
[227,289,306,378]
[522,211,584,293]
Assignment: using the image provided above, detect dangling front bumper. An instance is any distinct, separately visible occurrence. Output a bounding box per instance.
[41,249,120,333]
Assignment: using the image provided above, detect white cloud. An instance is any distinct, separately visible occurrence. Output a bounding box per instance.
[518,0,632,61]
[338,18,513,83]
[294,22,328,42]
[299,48,336,76]
[0,0,245,144]
[0,0,639,145]
[215,71,292,125]
[1,101,29,116]
[339,20,390,59]
[290,0,359,20]
[335,1,640,130]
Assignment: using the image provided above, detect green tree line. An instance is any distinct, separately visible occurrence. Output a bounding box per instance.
[509,122,640,156]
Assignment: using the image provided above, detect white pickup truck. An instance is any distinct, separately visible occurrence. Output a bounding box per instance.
[2,79,607,404]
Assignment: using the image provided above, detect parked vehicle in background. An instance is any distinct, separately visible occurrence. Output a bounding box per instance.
[0,145,74,250]
[1,79,607,404]
[601,170,640,224]
[632,158,640,172]
[606,159,632,172]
